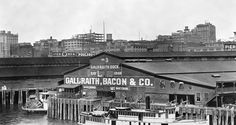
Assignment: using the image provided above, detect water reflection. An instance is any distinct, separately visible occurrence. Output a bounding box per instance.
[0,104,77,125]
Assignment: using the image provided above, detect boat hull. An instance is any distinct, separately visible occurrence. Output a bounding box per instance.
[21,106,47,113]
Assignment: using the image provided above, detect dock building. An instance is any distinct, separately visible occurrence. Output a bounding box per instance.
[62,52,236,107]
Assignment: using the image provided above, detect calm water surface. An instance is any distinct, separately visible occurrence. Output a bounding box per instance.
[0,105,78,125]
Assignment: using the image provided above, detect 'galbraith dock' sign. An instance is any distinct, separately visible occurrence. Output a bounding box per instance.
[65,77,154,87]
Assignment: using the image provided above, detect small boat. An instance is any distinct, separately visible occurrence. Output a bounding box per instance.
[22,91,57,113]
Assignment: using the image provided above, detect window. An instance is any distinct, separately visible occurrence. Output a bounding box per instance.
[204,93,209,101]
[170,80,175,88]
[196,93,201,102]
[159,80,165,89]
[179,82,184,89]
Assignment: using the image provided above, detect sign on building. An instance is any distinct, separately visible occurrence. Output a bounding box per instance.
[65,77,155,87]
[90,64,122,77]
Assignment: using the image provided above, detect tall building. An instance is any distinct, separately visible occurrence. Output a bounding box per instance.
[168,22,216,43]
[0,30,18,57]
[194,22,216,43]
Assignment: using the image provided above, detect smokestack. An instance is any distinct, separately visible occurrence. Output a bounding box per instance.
[234,32,236,41]
[103,21,106,42]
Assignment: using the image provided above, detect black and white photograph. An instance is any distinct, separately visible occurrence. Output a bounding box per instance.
[0,0,236,125]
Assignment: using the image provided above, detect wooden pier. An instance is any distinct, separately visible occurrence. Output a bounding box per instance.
[48,97,176,125]
[47,97,100,122]
[178,105,236,125]
[0,88,53,108]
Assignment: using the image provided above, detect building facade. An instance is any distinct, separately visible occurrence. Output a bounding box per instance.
[10,43,33,57]
[0,30,18,57]
[73,32,105,42]
[194,22,216,43]
[63,52,236,106]
[33,36,61,57]
[157,22,216,43]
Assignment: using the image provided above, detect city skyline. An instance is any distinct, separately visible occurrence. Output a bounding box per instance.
[0,0,236,43]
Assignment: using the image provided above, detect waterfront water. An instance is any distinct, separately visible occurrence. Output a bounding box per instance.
[0,104,78,125]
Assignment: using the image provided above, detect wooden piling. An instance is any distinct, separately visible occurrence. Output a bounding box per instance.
[0,91,1,103]
[70,100,73,121]
[55,97,58,119]
[218,109,221,125]
[18,90,22,104]
[52,98,55,118]
[3,90,6,105]
[222,110,225,125]
[226,107,229,125]
[231,107,234,125]
[165,108,168,119]
[77,99,80,122]
[59,98,61,120]
[63,99,66,120]
[67,99,71,120]
[48,97,51,118]
[74,100,77,121]
[10,90,13,105]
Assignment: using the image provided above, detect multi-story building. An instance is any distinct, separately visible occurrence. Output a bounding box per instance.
[194,22,216,43]
[62,33,113,54]
[157,35,173,41]
[10,43,33,57]
[0,30,18,57]
[61,38,90,52]
[33,36,59,57]
[163,22,216,43]
[72,31,105,42]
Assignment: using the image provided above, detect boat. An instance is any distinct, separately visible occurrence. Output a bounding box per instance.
[22,91,57,113]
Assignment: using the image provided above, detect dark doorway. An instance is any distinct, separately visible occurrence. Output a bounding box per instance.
[145,96,150,110]
[22,91,26,104]
[0,92,2,105]
[14,91,19,105]
[169,94,195,104]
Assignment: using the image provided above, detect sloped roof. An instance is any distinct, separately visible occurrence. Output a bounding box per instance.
[0,66,80,78]
[0,57,89,66]
[124,61,236,87]
[124,61,236,75]
[110,51,236,59]
[160,72,236,87]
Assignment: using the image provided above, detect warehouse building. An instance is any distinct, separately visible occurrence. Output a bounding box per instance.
[63,52,236,106]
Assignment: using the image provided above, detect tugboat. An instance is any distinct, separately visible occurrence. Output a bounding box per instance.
[22,91,57,113]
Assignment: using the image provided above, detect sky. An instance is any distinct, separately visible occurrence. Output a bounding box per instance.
[0,0,236,43]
